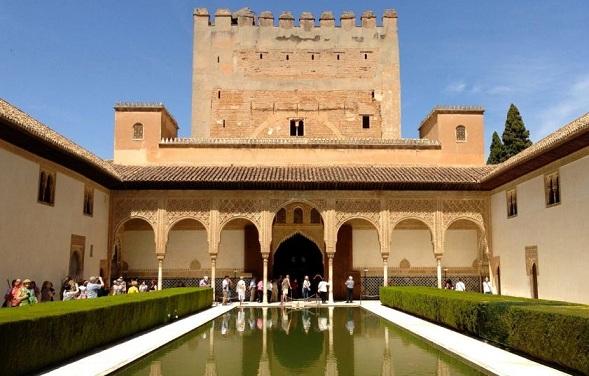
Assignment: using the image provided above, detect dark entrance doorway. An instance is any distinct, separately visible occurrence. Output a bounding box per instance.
[531,263,539,299]
[273,234,323,284]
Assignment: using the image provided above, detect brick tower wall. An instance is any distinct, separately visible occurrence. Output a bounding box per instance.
[191,8,401,139]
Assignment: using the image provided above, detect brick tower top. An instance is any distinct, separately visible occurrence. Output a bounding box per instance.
[191,8,401,140]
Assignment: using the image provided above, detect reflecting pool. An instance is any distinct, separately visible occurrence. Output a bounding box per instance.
[113,307,486,376]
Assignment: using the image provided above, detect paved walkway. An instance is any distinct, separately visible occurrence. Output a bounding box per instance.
[40,304,234,376]
[362,301,570,376]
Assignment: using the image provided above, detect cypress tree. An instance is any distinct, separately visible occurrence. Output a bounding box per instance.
[487,131,504,164]
[501,104,532,160]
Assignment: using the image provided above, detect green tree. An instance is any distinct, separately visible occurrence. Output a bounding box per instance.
[487,131,504,164]
[501,104,532,160]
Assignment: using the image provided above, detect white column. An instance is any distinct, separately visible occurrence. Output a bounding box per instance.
[436,257,442,289]
[211,256,217,301]
[262,256,268,304]
[157,256,164,290]
[383,256,389,287]
[328,254,334,304]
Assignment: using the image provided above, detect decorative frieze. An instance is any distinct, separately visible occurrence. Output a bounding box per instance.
[166,199,210,229]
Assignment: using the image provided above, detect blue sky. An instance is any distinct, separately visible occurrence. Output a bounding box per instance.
[1,1,588,159]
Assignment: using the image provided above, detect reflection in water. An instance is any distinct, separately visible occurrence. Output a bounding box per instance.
[114,308,484,376]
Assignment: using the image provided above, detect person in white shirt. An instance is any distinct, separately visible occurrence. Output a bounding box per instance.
[317,278,328,303]
[482,277,493,295]
[199,275,209,287]
[455,278,466,292]
[222,276,231,305]
[236,276,247,305]
[302,275,311,301]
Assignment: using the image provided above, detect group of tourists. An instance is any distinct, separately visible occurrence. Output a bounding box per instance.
[443,276,494,294]
[209,274,335,305]
[2,275,160,307]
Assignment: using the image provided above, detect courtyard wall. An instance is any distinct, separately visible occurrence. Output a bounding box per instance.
[0,141,109,290]
[490,149,589,304]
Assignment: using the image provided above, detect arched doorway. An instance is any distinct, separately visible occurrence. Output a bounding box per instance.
[273,234,324,284]
[531,263,538,299]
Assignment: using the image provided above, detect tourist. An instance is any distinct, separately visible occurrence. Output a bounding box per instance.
[40,281,55,302]
[9,279,22,307]
[86,276,104,299]
[455,278,466,292]
[77,283,88,299]
[60,276,71,300]
[483,277,493,295]
[149,280,158,291]
[317,277,328,304]
[302,275,311,301]
[249,277,256,302]
[30,281,41,302]
[267,279,273,302]
[236,276,246,305]
[281,274,291,305]
[3,279,17,307]
[199,275,209,287]
[222,276,231,305]
[444,279,454,290]
[63,281,79,301]
[128,280,139,294]
[256,279,264,302]
[345,276,354,303]
[139,280,149,292]
[18,279,38,306]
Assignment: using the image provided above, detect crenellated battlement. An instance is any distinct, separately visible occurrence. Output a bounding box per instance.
[193,8,397,29]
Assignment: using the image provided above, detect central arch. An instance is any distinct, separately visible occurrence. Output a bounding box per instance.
[272,234,324,283]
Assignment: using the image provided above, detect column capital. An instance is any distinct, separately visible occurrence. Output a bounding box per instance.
[381,253,389,260]
[326,252,335,259]
[435,254,443,260]
[156,254,165,261]
[261,252,270,259]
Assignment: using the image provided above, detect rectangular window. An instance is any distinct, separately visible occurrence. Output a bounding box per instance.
[38,169,56,205]
[83,186,94,216]
[290,119,304,136]
[362,115,370,129]
[544,172,561,206]
[506,189,517,218]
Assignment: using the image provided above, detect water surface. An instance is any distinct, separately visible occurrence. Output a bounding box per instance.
[113,307,486,376]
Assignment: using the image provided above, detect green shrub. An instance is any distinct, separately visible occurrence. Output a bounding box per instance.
[380,286,588,375]
[0,288,212,376]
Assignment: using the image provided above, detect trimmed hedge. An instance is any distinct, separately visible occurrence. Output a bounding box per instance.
[380,286,589,375]
[0,287,212,376]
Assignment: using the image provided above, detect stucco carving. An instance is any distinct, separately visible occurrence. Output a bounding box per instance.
[113,198,158,232]
[218,199,262,229]
[442,199,486,231]
[389,199,435,230]
[166,199,210,229]
[335,199,380,229]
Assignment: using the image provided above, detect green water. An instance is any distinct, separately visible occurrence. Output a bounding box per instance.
[113,307,486,376]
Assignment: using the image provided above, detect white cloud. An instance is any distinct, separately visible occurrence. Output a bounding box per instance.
[534,75,589,139]
[445,81,466,93]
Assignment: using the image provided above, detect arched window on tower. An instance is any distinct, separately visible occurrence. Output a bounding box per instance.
[310,209,322,224]
[133,123,144,140]
[455,125,466,142]
[293,208,303,224]
[276,208,286,224]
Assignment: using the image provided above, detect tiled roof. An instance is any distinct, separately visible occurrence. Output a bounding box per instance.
[1,98,587,191]
[0,99,120,180]
[481,112,589,184]
[113,164,494,190]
